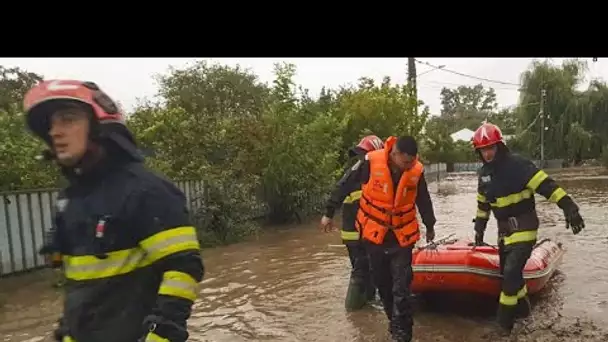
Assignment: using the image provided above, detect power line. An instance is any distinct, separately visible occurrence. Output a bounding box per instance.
[415,59,523,87]
[421,80,523,91]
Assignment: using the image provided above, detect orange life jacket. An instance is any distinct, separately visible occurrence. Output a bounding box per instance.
[355,137,423,247]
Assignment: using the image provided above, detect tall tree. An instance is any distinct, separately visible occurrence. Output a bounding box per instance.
[440,83,498,121]
[517,59,589,162]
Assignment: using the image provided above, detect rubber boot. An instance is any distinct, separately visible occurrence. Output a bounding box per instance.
[496,304,516,336]
[389,314,413,342]
[515,296,531,318]
[365,278,377,302]
[344,277,368,311]
[390,325,412,342]
[392,334,412,342]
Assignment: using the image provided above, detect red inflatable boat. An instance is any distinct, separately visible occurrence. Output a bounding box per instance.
[411,236,564,296]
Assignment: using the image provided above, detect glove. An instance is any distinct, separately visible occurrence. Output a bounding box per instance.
[558,196,585,235]
[320,215,334,232]
[473,218,487,246]
[425,225,435,242]
[50,252,63,268]
[141,315,188,342]
[565,208,585,234]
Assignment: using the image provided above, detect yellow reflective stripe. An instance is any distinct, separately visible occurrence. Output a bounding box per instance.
[145,332,170,342]
[341,230,360,241]
[517,285,528,299]
[63,336,75,342]
[548,187,567,203]
[63,226,201,281]
[503,230,537,245]
[499,291,518,306]
[158,270,198,301]
[476,209,490,219]
[343,190,362,204]
[491,189,533,208]
[526,170,548,191]
[476,193,487,202]
[140,226,200,263]
[63,248,146,281]
[499,284,527,306]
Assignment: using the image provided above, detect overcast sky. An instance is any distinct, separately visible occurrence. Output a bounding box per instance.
[0,58,603,115]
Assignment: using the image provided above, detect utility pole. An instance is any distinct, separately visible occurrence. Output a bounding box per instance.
[407,57,418,116]
[539,88,547,167]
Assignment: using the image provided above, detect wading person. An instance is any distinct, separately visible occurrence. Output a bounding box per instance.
[320,135,384,311]
[471,122,585,335]
[24,80,205,342]
[322,136,436,342]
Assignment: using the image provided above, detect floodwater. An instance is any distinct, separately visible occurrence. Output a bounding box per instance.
[1,167,608,342]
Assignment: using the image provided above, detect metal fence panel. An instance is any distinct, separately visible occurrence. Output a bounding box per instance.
[0,196,11,275]
[452,162,483,172]
[6,194,24,273]
[38,192,54,266]
[18,194,36,270]
[1,190,59,276]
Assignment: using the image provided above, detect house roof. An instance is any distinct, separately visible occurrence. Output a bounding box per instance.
[450,128,475,142]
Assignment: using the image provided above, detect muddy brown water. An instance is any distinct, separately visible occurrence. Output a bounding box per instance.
[1,168,608,342]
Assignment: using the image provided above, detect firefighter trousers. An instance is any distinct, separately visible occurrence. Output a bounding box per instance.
[344,241,375,307]
[497,240,534,331]
[367,244,414,341]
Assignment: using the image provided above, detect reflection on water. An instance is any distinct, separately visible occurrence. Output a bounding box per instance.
[1,168,608,341]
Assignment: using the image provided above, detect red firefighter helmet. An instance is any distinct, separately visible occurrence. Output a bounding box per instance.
[24,80,124,142]
[472,123,504,149]
[357,135,384,152]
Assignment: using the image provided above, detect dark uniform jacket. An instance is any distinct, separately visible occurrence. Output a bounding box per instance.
[324,155,366,244]
[53,154,204,342]
[475,152,577,241]
[324,159,436,247]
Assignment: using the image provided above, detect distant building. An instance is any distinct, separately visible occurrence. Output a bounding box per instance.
[450,128,516,143]
[450,128,475,142]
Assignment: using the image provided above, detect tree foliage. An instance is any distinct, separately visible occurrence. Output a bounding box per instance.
[440,84,497,122]
[422,83,501,164]
[127,61,429,241]
[514,59,608,164]
[0,66,60,191]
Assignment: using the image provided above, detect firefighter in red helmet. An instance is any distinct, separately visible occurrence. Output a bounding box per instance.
[471,122,585,335]
[24,80,204,342]
[320,135,384,311]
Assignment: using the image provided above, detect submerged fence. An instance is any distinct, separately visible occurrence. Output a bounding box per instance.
[0,163,447,277]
